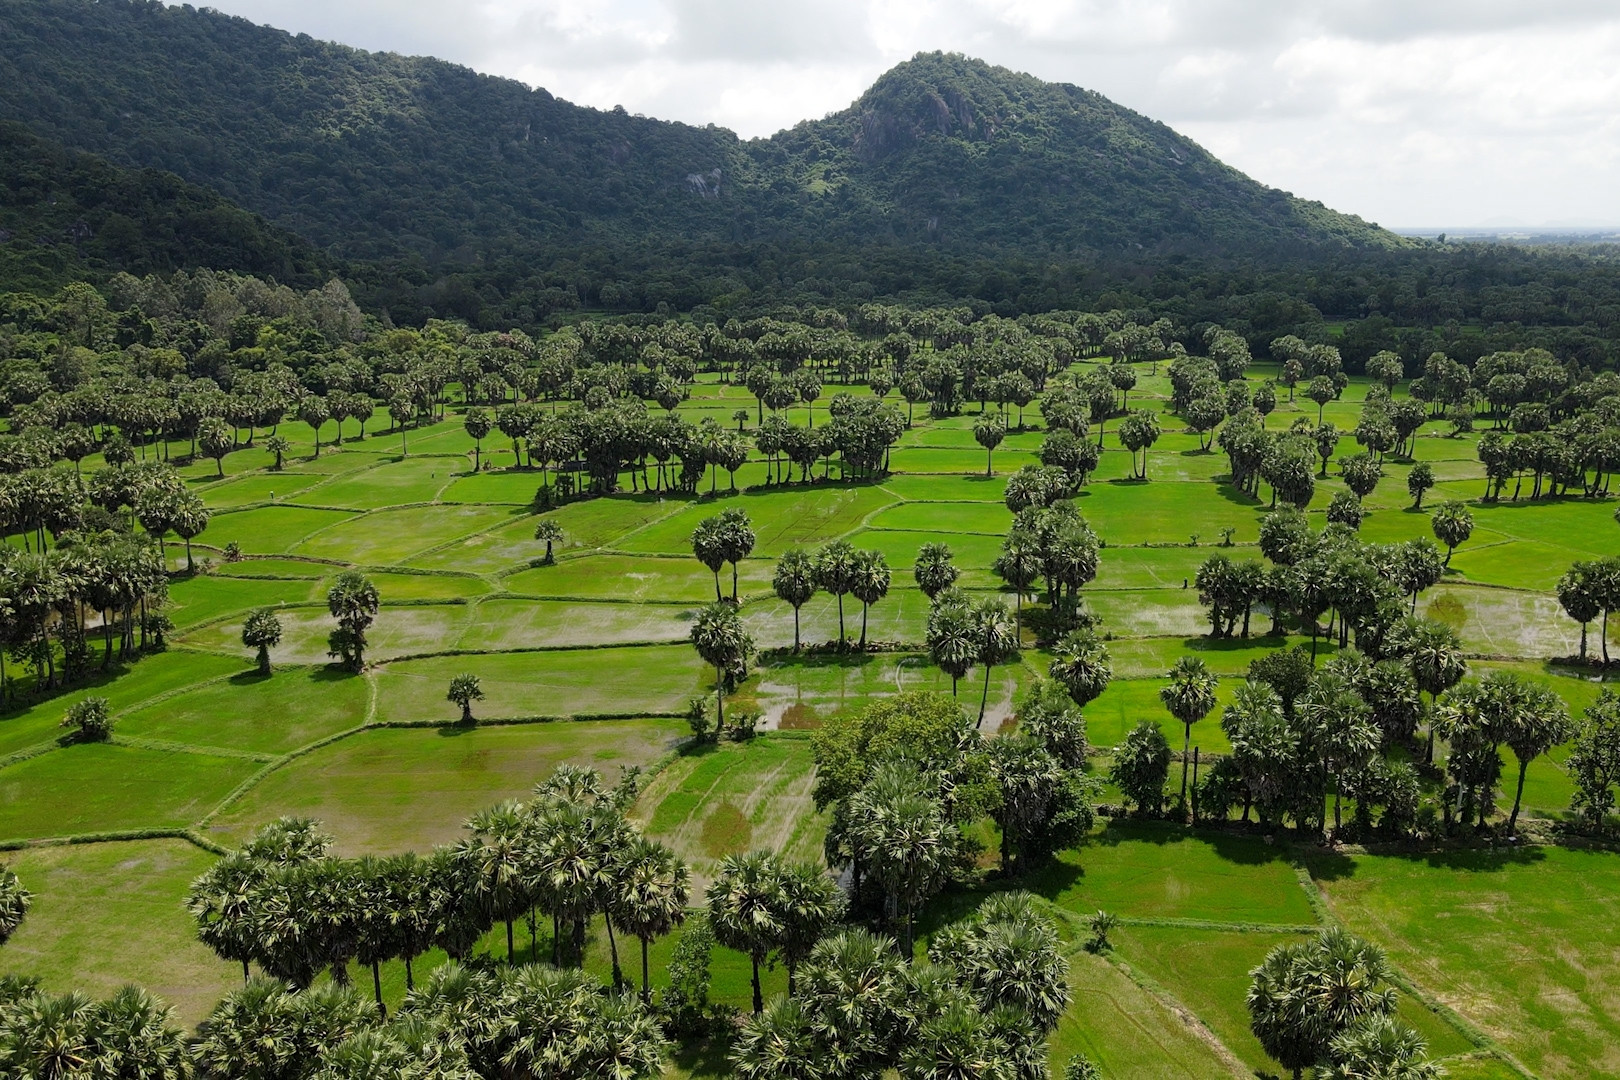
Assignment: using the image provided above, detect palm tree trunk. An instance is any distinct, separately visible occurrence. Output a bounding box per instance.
[732,564,739,602]
[1509,760,1529,833]
[715,667,725,728]
[405,954,414,990]
[979,662,992,723]
[242,958,250,983]
[1181,724,1191,805]
[641,937,652,1002]
[606,916,622,988]
[713,571,722,602]
[506,918,515,963]
[836,593,845,644]
[793,606,801,652]
[372,961,386,1016]
[860,604,869,649]
[751,956,763,1014]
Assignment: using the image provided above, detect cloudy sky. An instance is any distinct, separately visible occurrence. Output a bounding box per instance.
[203,0,1620,228]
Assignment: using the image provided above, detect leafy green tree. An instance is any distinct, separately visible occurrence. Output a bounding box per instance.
[1430,500,1474,565]
[773,548,818,652]
[1557,562,1602,661]
[62,695,112,742]
[1109,720,1171,816]
[1307,376,1338,424]
[1326,490,1364,530]
[913,542,959,600]
[1161,657,1218,808]
[730,997,823,1080]
[690,602,751,728]
[1569,690,1620,829]
[446,674,483,723]
[198,416,234,477]
[989,735,1093,874]
[1320,1016,1443,1080]
[242,608,283,676]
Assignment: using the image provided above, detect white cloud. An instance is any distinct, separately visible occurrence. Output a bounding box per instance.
[197,0,1620,226]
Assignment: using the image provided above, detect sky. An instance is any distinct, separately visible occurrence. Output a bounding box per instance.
[199,0,1620,229]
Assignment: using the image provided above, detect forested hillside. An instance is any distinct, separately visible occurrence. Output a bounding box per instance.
[0,123,331,291]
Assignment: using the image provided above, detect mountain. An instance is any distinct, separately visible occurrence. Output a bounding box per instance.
[0,121,332,291]
[0,1,1403,268]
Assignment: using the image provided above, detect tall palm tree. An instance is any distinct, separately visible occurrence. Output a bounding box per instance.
[912,543,959,601]
[926,590,976,696]
[706,851,788,1015]
[772,549,817,652]
[690,602,751,729]
[850,550,892,650]
[971,599,1018,725]
[85,985,191,1079]
[1501,678,1573,832]
[849,766,951,957]
[814,541,858,645]
[611,838,690,1002]
[1047,629,1111,708]
[717,507,756,602]
[462,802,535,963]
[1393,616,1467,763]
[187,852,263,982]
[774,862,845,995]
[690,518,729,602]
[1160,656,1219,807]
[531,800,624,968]
[1298,674,1378,836]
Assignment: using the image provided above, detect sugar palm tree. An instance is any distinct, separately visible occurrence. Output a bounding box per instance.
[171,490,209,572]
[730,997,824,1080]
[531,799,625,968]
[774,861,845,995]
[461,802,535,963]
[718,507,756,602]
[690,602,751,730]
[772,548,817,652]
[972,598,1018,725]
[1161,656,1219,807]
[241,608,282,677]
[0,865,31,945]
[992,531,1041,634]
[912,543,959,600]
[1394,616,1467,763]
[447,673,483,723]
[1048,629,1112,708]
[973,414,1005,476]
[610,838,690,1001]
[706,851,788,1015]
[849,766,951,957]
[187,851,263,982]
[464,407,493,471]
[84,985,191,1080]
[814,540,858,645]
[850,549,892,650]
[691,517,728,602]
[533,520,564,564]
[926,590,976,696]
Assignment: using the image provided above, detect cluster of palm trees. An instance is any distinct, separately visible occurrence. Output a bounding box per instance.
[731,892,1069,1080]
[1248,928,1442,1080]
[1557,556,1620,665]
[187,768,688,1008]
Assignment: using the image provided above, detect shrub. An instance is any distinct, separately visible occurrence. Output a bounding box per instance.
[63,697,113,742]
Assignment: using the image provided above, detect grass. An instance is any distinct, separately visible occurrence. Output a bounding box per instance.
[1310,845,1620,1080]
[117,666,370,755]
[372,645,705,721]
[633,736,826,890]
[205,719,686,853]
[1029,821,1318,926]
[0,840,236,1025]
[0,743,259,841]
